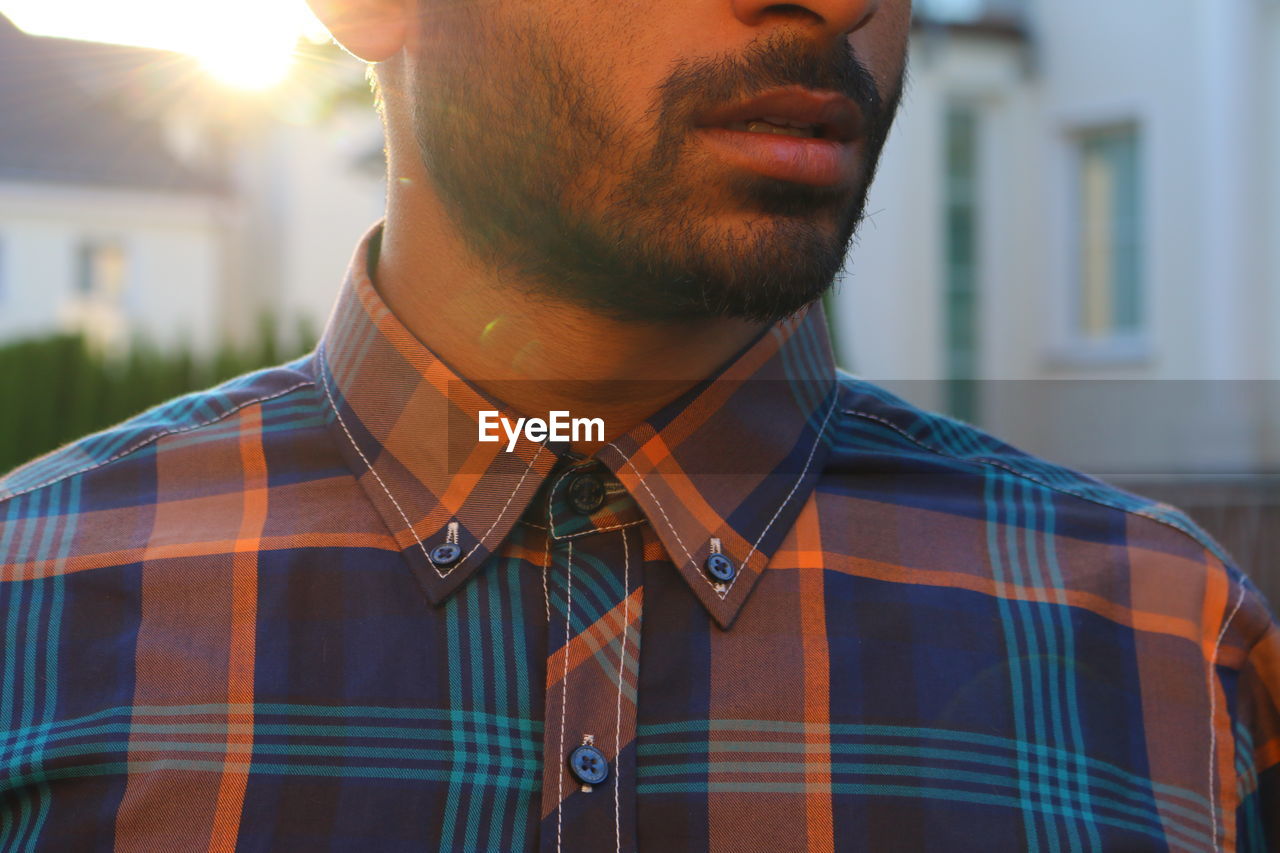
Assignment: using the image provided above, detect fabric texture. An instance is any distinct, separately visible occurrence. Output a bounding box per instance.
[2,225,1278,852]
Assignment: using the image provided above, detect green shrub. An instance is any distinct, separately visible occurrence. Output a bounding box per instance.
[0,319,315,475]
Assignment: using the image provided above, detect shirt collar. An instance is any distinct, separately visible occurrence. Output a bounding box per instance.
[315,224,838,629]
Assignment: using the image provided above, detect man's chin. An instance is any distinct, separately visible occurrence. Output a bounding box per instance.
[570,268,839,325]
[730,178,858,219]
[571,203,857,323]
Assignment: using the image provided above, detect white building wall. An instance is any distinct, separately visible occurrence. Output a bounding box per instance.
[835,32,1032,388]
[833,3,1280,475]
[1035,0,1193,379]
[1012,0,1275,473]
[1268,2,1280,384]
[219,99,385,350]
[0,182,227,352]
[273,109,386,339]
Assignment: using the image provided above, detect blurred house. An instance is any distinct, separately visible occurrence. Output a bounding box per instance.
[0,13,383,354]
[837,0,1280,479]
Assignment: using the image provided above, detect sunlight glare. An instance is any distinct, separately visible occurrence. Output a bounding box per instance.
[195,26,299,91]
[0,0,329,90]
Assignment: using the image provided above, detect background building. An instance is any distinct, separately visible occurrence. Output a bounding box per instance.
[0,13,383,354]
[838,0,1279,476]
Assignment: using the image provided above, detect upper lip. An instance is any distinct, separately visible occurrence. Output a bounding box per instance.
[695,86,865,143]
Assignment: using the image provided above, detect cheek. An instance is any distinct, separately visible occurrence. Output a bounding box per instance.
[849,5,912,99]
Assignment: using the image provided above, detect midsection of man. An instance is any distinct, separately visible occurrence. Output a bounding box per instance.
[2,0,1278,849]
[2,241,1275,849]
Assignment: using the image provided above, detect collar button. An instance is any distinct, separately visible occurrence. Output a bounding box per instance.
[704,553,736,582]
[429,542,463,568]
[567,473,606,515]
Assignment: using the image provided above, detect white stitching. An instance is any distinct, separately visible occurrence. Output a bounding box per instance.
[0,380,314,504]
[318,344,443,576]
[552,519,648,542]
[546,466,580,536]
[542,531,552,626]
[461,444,546,565]
[603,445,696,567]
[614,526,629,853]
[732,394,838,596]
[319,343,545,577]
[842,407,1226,555]
[604,392,836,604]
[520,517,648,538]
[556,540,574,853]
[1207,582,1247,853]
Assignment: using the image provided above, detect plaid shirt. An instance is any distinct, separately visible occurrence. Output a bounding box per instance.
[2,226,1278,852]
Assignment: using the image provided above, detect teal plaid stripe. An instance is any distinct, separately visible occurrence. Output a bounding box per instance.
[0,478,75,853]
[2,703,543,787]
[440,546,543,852]
[637,720,1212,850]
[984,467,1102,852]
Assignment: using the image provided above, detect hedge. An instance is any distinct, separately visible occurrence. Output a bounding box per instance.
[0,319,315,475]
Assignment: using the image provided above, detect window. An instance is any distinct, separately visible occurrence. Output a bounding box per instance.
[66,239,129,351]
[1074,125,1143,342]
[76,240,127,301]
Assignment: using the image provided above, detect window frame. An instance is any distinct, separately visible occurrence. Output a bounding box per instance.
[1045,114,1152,367]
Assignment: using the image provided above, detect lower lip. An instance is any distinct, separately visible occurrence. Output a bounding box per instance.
[695,128,858,187]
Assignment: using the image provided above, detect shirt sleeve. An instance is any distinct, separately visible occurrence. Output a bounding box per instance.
[1231,581,1280,852]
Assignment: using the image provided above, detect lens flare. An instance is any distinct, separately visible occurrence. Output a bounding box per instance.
[1,0,328,91]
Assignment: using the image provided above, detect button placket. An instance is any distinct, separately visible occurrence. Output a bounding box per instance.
[539,524,642,853]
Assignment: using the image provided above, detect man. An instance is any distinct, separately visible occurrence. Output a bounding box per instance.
[0,0,1276,849]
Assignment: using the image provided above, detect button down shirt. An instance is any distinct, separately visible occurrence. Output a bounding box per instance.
[2,226,1278,852]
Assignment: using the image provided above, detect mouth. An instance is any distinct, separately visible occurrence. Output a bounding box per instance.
[721,118,828,139]
[695,86,864,144]
[692,86,866,187]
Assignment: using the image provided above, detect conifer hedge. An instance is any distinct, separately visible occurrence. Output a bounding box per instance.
[0,319,314,475]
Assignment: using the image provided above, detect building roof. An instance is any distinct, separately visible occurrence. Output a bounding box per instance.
[0,14,225,193]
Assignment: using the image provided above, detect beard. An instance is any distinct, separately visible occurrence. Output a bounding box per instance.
[409,12,905,324]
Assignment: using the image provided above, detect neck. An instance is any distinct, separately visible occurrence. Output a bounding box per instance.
[375,160,767,455]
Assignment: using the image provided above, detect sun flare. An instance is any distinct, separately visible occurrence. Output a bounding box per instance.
[192,28,302,91]
[0,0,328,90]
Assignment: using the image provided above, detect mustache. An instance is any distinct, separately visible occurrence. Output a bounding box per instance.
[656,31,886,129]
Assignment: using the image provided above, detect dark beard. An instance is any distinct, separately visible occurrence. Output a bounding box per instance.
[411,20,904,323]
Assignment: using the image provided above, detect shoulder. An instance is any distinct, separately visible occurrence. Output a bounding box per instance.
[827,369,1230,560]
[822,371,1275,653]
[0,358,320,570]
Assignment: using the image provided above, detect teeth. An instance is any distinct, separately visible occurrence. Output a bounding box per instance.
[761,115,813,129]
[726,119,819,138]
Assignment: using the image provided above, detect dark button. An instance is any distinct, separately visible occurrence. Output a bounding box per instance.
[567,473,606,515]
[429,542,463,568]
[568,744,610,786]
[704,553,736,582]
